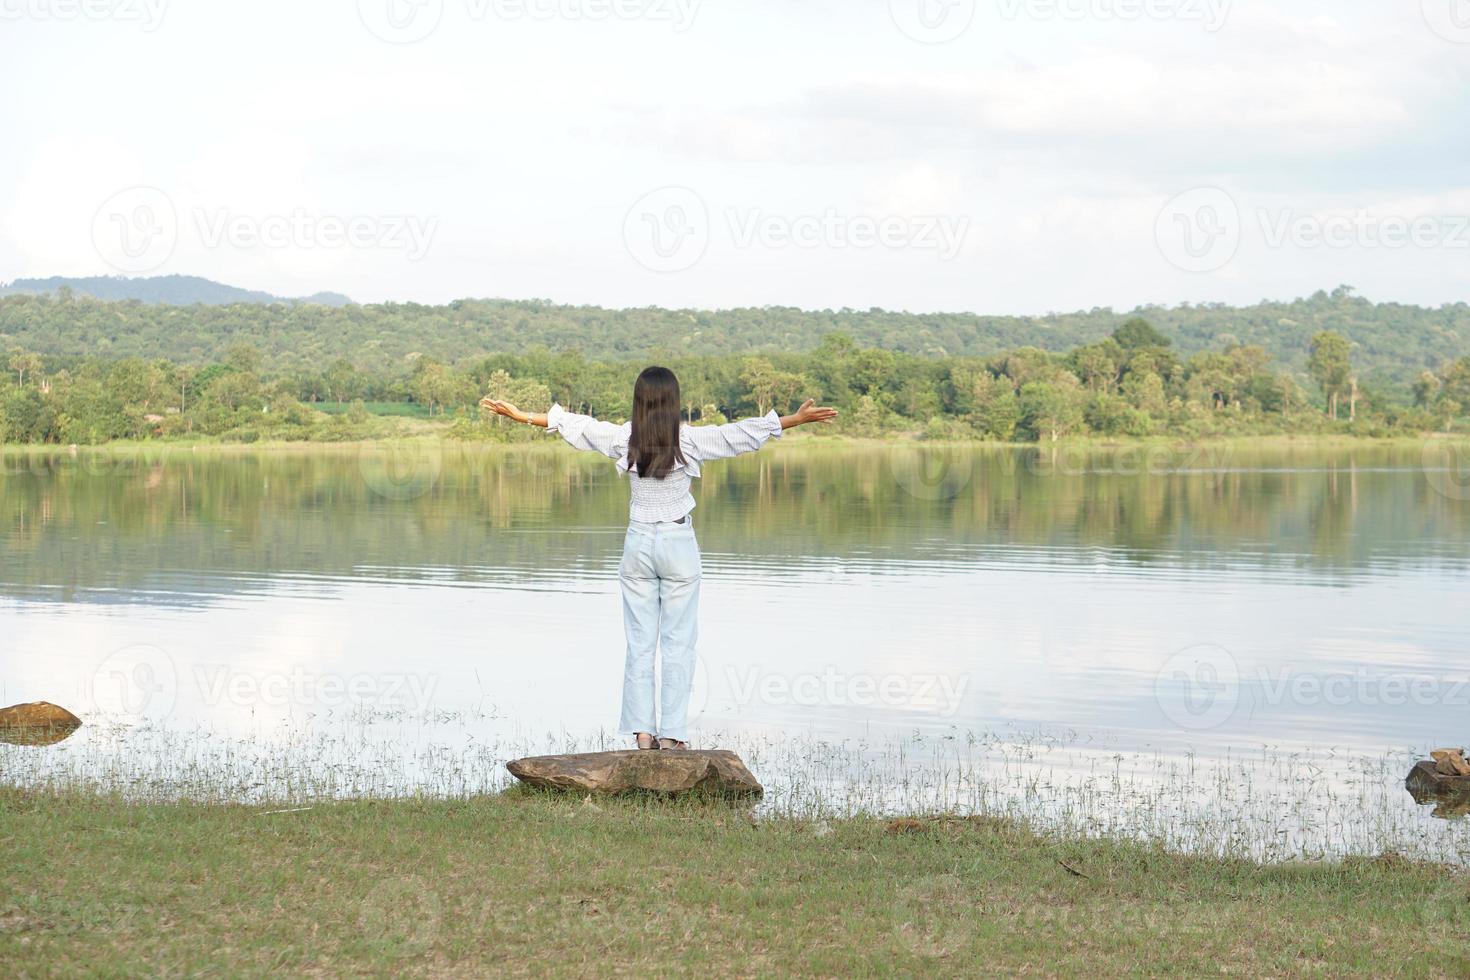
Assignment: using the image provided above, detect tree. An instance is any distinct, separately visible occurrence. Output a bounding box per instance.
[1019,379,1084,442]
[325,359,357,403]
[9,350,42,387]
[1113,317,1172,351]
[740,358,809,416]
[1307,331,1352,420]
[226,344,262,375]
[1122,370,1168,418]
[1067,339,1124,392]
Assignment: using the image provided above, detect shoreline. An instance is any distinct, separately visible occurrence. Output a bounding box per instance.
[0,430,1462,456]
[3,786,1464,974]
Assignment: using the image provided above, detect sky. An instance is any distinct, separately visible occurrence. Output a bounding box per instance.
[2,0,1469,314]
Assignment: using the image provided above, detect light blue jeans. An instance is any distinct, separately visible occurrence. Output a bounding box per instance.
[618,519,701,742]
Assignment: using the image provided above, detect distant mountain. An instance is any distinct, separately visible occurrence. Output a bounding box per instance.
[0,275,352,307]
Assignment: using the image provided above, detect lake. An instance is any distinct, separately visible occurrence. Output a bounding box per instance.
[4,438,1470,860]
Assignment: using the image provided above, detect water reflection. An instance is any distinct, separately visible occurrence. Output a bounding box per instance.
[2,441,1469,856]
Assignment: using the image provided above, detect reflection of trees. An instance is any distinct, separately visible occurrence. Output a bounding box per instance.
[1,443,1465,603]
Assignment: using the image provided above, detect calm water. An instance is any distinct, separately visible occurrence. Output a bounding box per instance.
[4,440,1470,859]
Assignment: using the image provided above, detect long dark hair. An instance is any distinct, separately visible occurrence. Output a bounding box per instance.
[628,366,685,480]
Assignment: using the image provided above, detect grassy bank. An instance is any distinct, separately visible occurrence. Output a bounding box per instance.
[2,787,1466,977]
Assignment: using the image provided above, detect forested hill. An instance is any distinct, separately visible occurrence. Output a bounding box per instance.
[0,285,1465,385]
[0,275,352,307]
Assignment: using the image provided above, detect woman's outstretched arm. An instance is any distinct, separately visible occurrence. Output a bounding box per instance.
[684,398,838,463]
[480,398,548,427]
[481,397,628,460]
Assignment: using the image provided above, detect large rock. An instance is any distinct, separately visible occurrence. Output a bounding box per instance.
[0,701,83,746]
[1407,758,1470,801]
[506,749,762,798]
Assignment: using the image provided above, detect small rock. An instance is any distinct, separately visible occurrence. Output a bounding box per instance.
[506,749,762,798]
[0,702,82,746]
[1431,748,1470,777]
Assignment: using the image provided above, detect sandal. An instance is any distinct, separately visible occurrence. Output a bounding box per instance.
[657,738,689,751]
[635,732,659,750]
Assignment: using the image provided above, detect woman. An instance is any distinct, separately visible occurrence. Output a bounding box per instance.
[481,367,837,751]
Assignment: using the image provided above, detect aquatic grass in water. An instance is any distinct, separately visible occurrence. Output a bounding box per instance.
[3,713,1465,865]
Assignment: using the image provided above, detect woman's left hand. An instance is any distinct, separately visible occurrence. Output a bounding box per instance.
[787,399,839,427]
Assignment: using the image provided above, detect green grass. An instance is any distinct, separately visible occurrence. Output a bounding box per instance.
[314,401,434,418]
[3,787,1466,977]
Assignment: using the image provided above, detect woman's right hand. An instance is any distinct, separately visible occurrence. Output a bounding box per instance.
[480,397,528,423]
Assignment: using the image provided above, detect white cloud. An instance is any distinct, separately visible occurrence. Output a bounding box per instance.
[1,0,1466,312]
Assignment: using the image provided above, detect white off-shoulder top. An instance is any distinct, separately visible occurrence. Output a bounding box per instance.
[546,403,783,523]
